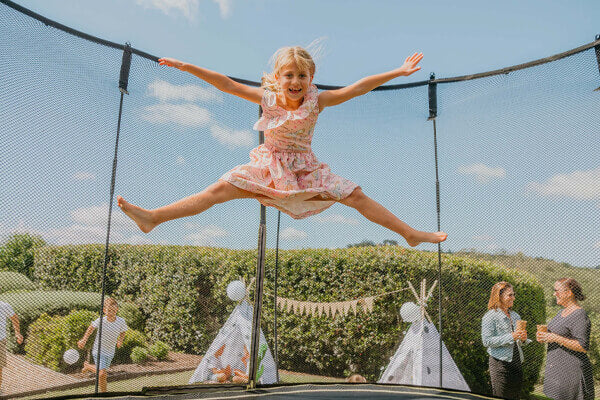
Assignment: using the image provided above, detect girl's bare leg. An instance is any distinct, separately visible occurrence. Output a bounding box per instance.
[117,181,256,233]
[339,188,447,247]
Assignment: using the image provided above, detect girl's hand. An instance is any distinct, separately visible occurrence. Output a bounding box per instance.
[77,339,86,349]
[398,52,423,76]
[158,57,186,70]
[512,330,527,341]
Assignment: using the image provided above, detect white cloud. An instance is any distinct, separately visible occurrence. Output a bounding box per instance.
[457,163,506,183]
[212,0,232,18]
[210,125,254,148]
[280,227,308,241]
[176,156,186,165]
[147,79,223,103]
[594,241,600,249]
[184,224,228,245]
[313,214,359,225]
[527,167,600,200]
[71,204,138,232]
[141,103,212,127]
[46,224,124,244]
[135,0,199,20]
[73,172,95,181]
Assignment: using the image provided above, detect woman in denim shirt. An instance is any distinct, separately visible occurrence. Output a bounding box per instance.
[481,282,529,399]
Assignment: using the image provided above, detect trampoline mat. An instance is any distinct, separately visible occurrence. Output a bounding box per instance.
[97,384,496,400]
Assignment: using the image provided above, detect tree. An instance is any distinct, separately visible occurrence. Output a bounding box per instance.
[382,239,398,246]
[0,233,46,279]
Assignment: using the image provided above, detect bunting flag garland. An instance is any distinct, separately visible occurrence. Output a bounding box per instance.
[275,294,383,319]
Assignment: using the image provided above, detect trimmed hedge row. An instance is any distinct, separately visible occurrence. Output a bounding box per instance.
[34,244,545,397]
[0,271,37,294]
[0,290,102,353]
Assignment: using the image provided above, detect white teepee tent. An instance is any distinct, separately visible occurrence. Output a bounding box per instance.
[378,280,470,391]
[189,300,277,384]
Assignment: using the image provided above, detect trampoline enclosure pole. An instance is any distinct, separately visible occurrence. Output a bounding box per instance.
[94,43,131,394]
[428,73,444,389]
[249,107,267,389]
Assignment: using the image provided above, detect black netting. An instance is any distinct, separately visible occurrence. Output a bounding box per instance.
[0,1,598,399]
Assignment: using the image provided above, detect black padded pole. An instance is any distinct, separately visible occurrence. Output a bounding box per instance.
[273,210,281,382]
[594,34,600,91]
[249,106,267,389]
[95,43,131,394]
[428,73,443,388]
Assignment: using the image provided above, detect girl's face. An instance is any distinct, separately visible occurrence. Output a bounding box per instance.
[500,287,515,309]
[553,281,572,306]
[276,62,312,103]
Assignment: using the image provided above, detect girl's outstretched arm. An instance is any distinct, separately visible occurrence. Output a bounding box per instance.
[159,57,264,105]
[318,52,423,111]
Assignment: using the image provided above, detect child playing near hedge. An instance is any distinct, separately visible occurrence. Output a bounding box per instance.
[0,300,23,391]
[117,47,447,247]
[77,297,128,392]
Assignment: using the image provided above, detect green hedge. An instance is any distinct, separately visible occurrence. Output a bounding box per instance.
[25,310,96,372]
[0,290,101,353]
[0,271,37,294]
[34,244,546,397]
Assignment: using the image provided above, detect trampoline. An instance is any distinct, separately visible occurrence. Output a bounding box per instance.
[92,384,497,400]
[0,1,598,399]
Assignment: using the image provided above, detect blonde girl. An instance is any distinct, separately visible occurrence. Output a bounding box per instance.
[117,46,447,246]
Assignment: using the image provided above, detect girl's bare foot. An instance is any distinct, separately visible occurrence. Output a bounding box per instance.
[406,230,447,247]
[117,196,157,233]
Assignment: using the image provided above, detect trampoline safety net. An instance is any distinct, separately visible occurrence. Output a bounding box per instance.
[0,1,598,399]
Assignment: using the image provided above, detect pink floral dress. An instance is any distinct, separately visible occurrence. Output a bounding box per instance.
[219,84,358,219]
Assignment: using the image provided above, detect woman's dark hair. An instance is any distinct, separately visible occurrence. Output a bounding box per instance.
[558,278,585,301]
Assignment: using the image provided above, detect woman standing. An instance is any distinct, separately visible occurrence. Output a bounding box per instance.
[537,278,594,400]
[482,282,528,399]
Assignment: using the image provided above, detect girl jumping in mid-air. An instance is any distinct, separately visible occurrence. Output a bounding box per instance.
[118,47,447,247]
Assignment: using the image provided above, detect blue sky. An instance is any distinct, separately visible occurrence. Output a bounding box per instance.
[1,0,599,267]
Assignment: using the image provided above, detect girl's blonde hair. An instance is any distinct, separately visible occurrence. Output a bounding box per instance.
[261,46,316,92]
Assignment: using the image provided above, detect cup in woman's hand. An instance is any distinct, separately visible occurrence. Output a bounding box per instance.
[516,320,527,331]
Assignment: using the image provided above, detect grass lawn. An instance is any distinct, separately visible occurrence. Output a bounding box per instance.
[21,369,345,399]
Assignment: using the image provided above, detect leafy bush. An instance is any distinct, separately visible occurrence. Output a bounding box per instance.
[114,329,147,364]
[130,346,149,364]
[118,301,145,332]
[148,341,170,361]
[24,309,96,372]
[32,244,546,397]
[0,271,37,294]
[0,233,46,279]
[588,312,600,381]
[0,290,101,353]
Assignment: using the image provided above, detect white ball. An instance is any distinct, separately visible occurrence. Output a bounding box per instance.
[227,280,246,301]
[63,348,80,365]
[400,302,422,323]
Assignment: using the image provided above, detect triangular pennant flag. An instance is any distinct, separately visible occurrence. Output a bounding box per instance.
[365,297,374,313]
[318,303,324,317]
[350,300,358,315]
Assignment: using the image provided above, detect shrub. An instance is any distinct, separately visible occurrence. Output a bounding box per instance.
[118,301,145,332]
[0,290,101,353]
[0,271,37,294]
[148,341,170,361]
[114,329,147,364]
[24,309,96,372]
[32,244,546,397]
[0,233,46,279]
[130,346,149,364]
